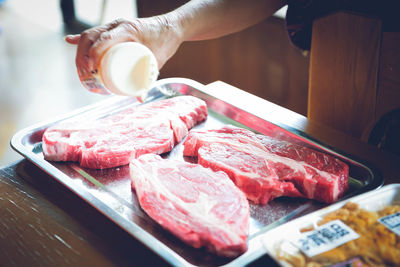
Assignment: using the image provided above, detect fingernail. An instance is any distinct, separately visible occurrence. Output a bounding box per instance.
[64,34,75,41]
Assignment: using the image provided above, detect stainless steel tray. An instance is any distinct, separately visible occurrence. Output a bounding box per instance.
[11,78,383,266]
[261,183,400,266]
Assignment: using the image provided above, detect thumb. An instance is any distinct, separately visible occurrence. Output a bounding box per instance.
[64,34,81,44]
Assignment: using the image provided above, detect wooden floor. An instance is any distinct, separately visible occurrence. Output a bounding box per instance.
[0,0,138,166]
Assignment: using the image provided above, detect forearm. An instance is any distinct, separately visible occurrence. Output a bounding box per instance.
[65,0,287,75]
[163,0,287,41]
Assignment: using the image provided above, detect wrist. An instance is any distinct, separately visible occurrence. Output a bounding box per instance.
[131,15,183,69]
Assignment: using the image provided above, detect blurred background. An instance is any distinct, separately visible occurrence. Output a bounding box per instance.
[0,0,138,166]
[0,0,307,166]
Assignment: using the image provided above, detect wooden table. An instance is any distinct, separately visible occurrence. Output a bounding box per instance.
[1,81,399,267]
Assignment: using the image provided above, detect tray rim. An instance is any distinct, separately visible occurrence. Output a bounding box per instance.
[10,81,206,267]
[10,77,384,267]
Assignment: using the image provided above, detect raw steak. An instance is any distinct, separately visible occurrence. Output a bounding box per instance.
[42,96,207,169]
[130,154,249,257]
[183,125,349,204]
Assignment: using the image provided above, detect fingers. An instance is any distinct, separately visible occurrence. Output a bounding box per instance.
[75,24,116,76]
[89,24,138,69]
[64,34,81,44]
[75,29,100,76]
[70,18,172,78]
[74,19,137,77]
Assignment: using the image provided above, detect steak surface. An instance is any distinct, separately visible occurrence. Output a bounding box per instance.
[183,125,349,204]
[42,96,207,169]
[130,154,249,257]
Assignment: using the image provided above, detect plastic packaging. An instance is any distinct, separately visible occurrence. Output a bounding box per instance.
[79,42,159,99]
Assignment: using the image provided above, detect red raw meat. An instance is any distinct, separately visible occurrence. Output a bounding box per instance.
[183,125,349,204]
[42,96,207,169]
[130,154,249,257]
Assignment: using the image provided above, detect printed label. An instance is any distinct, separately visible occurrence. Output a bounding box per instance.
[82,77,106,92]
[378,211,400,236]
[293,220,359,258]
[79,72,110,95]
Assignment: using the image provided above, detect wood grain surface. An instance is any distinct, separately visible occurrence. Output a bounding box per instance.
[308,12,381,139]
[376,32,400,123]
[0,161,169,267]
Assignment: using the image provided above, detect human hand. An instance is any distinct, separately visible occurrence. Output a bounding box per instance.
[65,16,183,78]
